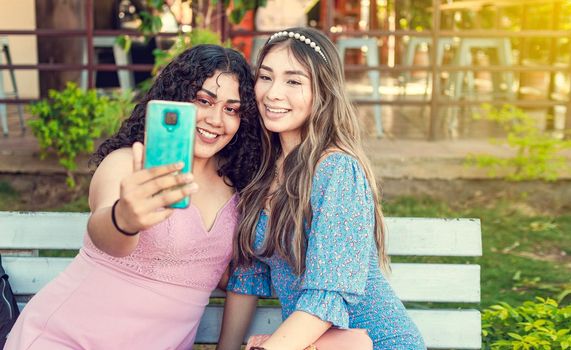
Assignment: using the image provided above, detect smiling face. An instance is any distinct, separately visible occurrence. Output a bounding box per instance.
[255,45,313,140]
[193,71,241,160]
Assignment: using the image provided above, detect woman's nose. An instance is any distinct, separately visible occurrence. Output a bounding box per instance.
[205,105,224,127]
[265,82,284,101]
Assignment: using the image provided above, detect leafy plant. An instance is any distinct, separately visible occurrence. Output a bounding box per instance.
[466,104,571,181]
[99,89,136,133]
[482,297,571,349]
[397,0,432,31]
[115,0,166,53]
[116,0,266,50]
[28,83,132,187]
[215,0,267,25]
[151,28,229,75]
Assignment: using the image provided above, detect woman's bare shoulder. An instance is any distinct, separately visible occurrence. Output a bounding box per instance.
[94,147,135,178]
[89,148,134,210]
[103,147,133,163]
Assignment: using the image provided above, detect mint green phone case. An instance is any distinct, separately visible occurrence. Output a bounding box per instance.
[144,100,196,209]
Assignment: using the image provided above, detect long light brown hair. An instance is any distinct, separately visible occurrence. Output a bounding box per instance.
[235,27,388,275]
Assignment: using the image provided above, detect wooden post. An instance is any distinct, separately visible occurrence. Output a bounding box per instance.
[325,0,334,39]
[566,43,571,139]
[428,0,441,140]
[219,0,229,43]
[517,4,528,102]
[85,0,94,90]
[545,1,561,130]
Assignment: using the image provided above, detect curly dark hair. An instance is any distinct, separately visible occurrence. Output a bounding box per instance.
[91,44,262,192]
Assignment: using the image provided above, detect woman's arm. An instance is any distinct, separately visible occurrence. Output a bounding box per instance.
[216,291,259,350]
[218,266,230,290]
[87,142,197,257]
[258,311,331,350]
[218,257,273,349]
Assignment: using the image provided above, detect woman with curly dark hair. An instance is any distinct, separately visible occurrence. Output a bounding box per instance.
[6,45,262,350]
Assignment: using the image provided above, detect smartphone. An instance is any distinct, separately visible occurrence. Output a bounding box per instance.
[144,100,197,209]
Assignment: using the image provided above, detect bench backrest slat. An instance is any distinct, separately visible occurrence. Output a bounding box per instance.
[0,212,86,250]
[4,257,480,303]
[386,217,482,256]
[389,263,480,302]
[0,213,482,256]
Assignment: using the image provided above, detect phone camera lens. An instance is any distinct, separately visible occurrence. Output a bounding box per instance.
[165,111,178,125]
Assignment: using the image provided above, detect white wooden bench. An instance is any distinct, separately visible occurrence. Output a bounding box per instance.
[0,212,482,349]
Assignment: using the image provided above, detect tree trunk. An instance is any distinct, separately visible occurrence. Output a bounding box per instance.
[191,0,225,34]
[35,0,84,97]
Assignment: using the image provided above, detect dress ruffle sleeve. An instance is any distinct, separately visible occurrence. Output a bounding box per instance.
[227,259,272,297]
[296,289,351,327]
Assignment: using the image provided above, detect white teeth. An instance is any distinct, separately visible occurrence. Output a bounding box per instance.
[197,128,218,139]
[267,106,289,113]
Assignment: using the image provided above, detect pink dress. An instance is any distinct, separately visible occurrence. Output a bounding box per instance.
[5,194,238,350]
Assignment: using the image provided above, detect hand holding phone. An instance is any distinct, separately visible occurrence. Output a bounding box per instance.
[112,142,198,235]
[144,100,197,208]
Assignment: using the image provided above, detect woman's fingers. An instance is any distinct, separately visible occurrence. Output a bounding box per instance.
[126,162,184,190]
[122,142,184,193]
[145,183,198,211]
[132,142,144,172]
[137,172,195,199]
[117,182,195,231]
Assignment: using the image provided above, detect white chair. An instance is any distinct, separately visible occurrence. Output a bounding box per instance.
[81,36,134,91]
[0,36,25,137]
[448,38,514,99]
[401,36,453,95]
[399,37,454,121]
[447,38,515,138]
[337,37,382,137]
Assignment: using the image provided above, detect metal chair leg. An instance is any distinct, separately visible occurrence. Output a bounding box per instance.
[3,44,25,134]
[0,41,8,136]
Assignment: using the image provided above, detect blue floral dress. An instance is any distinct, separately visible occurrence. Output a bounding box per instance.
[228,153,426,349]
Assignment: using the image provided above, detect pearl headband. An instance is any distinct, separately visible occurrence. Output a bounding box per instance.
[268,31,327,62]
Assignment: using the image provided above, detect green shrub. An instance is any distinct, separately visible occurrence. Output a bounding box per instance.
[28,82,132,187]
[482,297,571,349]
[466,104,571,181]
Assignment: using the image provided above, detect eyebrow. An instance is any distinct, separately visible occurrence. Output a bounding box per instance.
[199,88,240,104]
[259,65,309,79]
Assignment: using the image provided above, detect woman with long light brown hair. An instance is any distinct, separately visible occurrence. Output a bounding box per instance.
[217,28,425,350]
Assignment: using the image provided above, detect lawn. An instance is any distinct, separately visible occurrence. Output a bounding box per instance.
[1,181,569,308]
[383,196,571,308]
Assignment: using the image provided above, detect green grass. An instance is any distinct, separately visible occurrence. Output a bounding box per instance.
[383,196,571,308]
[0,181,89,212]
[0,181,21,210]
[46,195,89,212]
